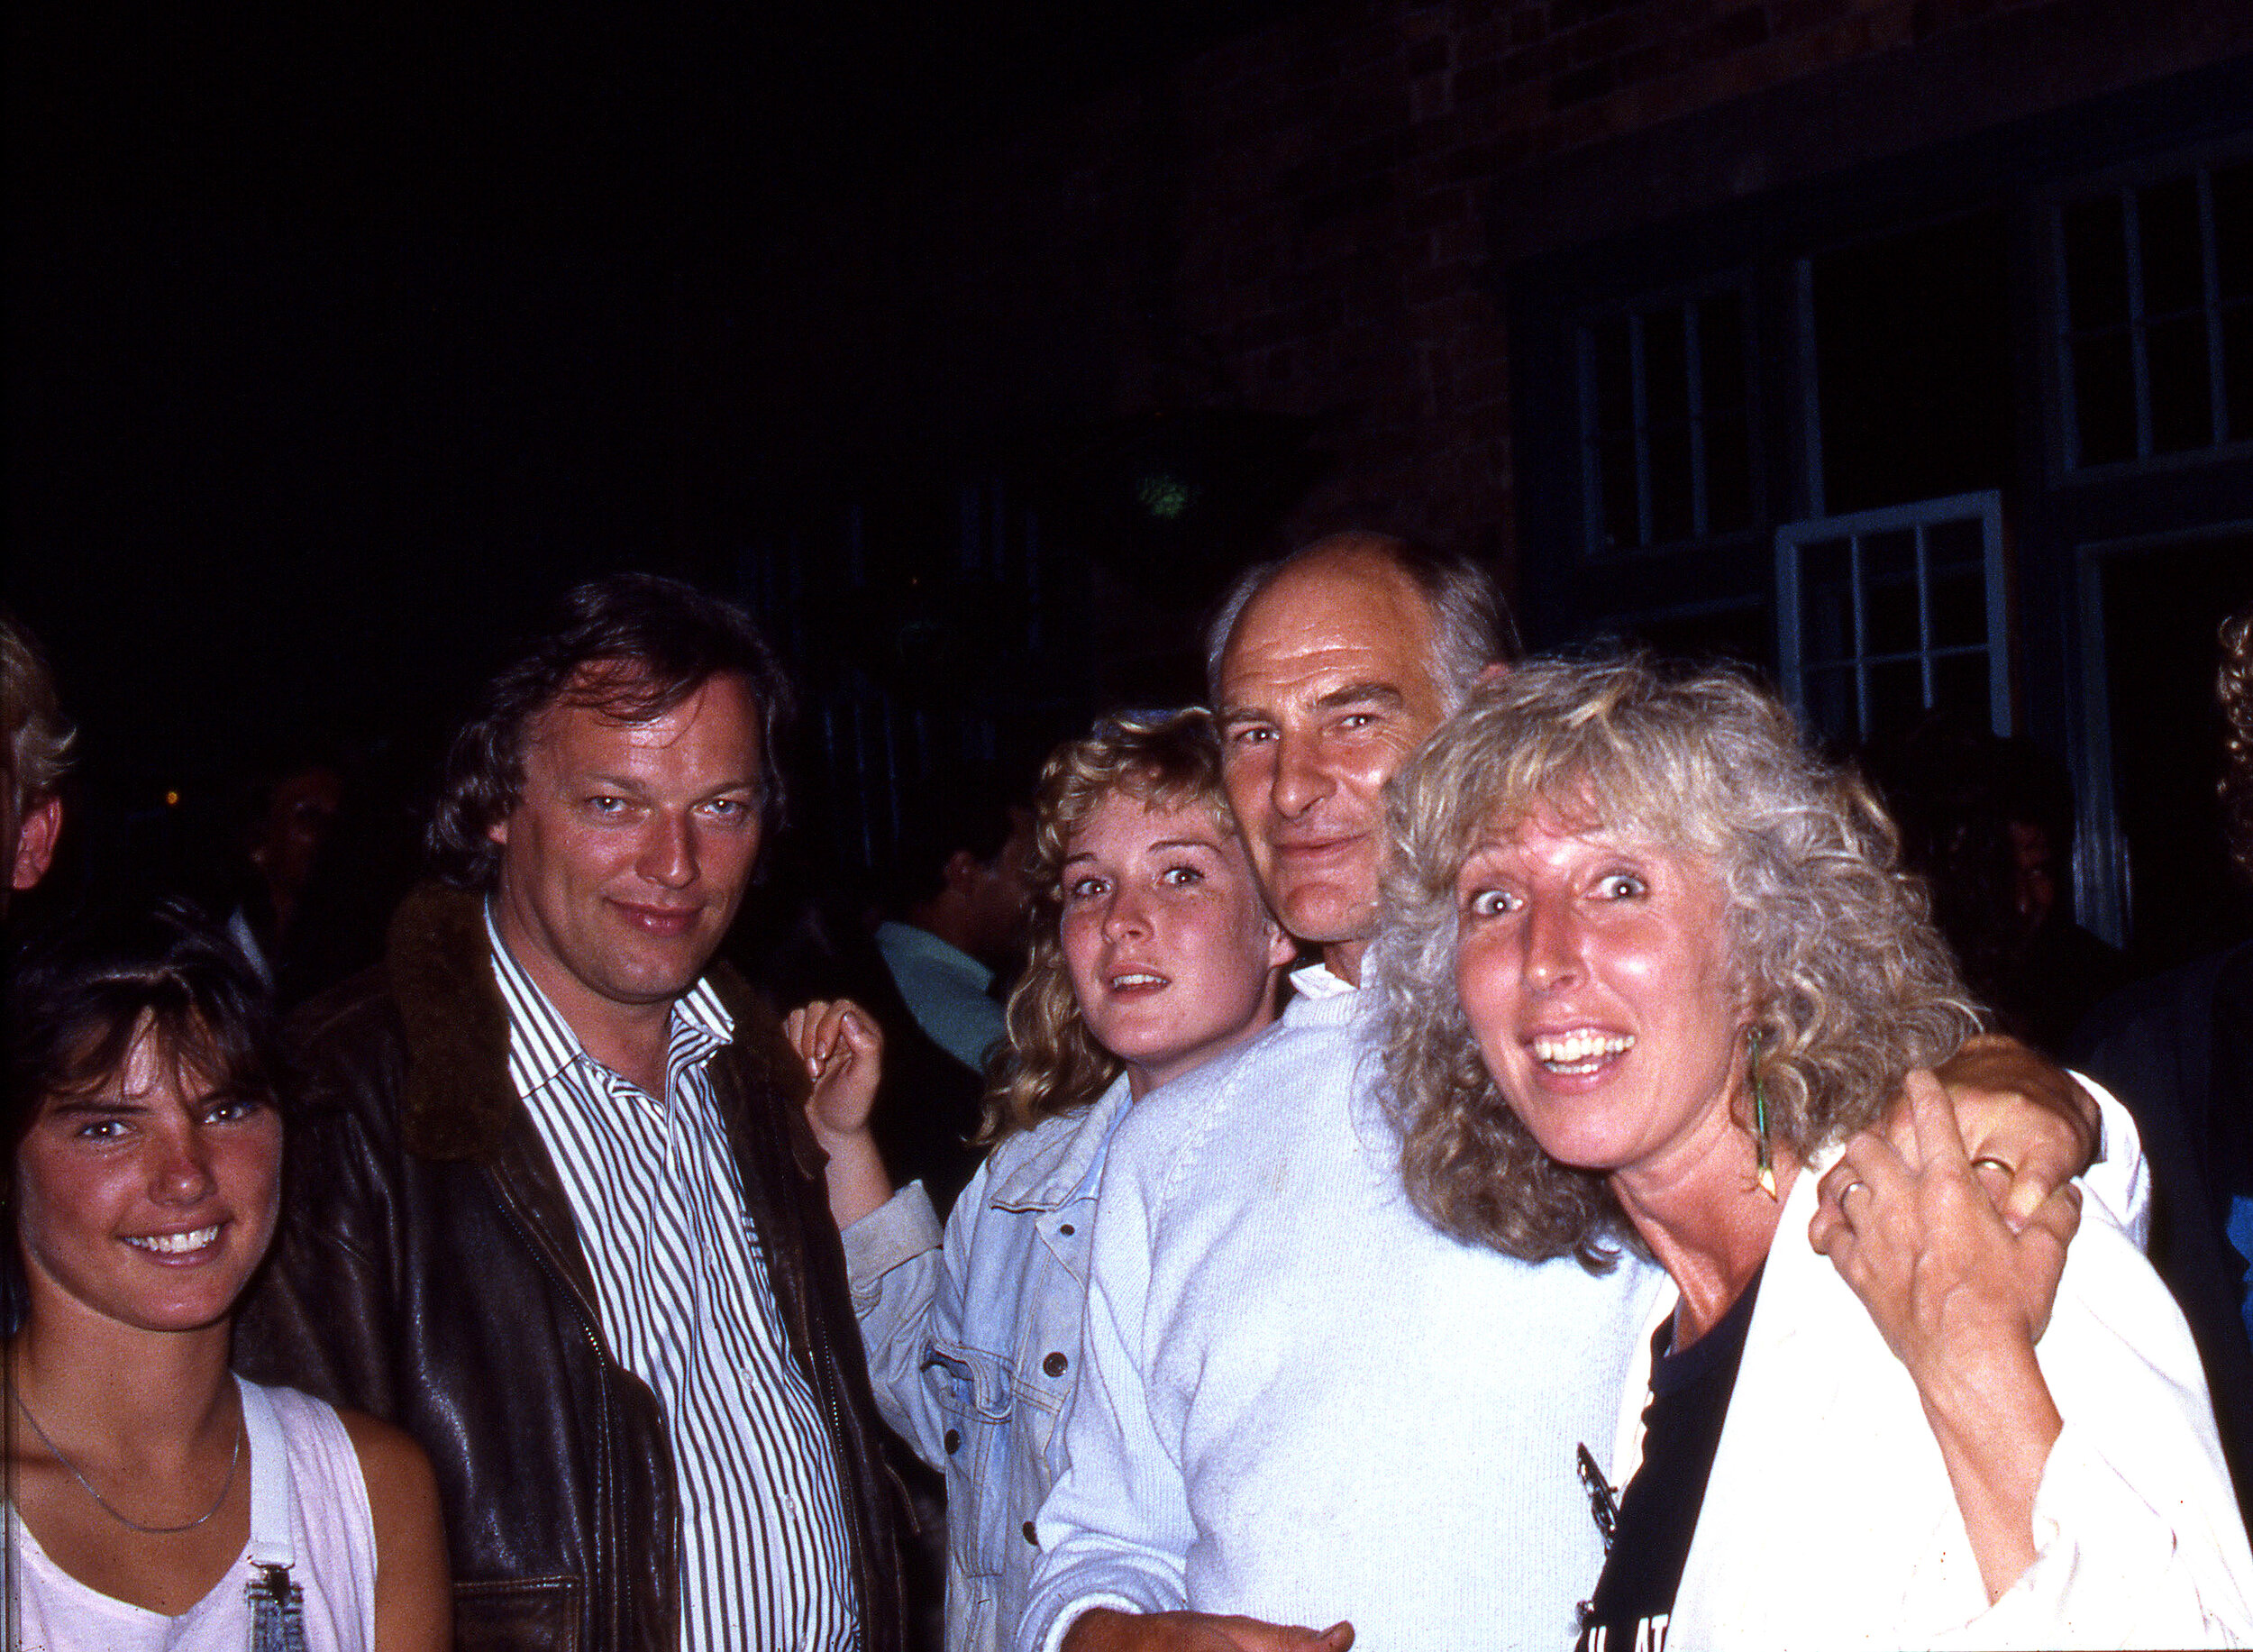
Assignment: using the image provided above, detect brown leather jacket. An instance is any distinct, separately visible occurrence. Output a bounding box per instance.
[234,885,907,1652]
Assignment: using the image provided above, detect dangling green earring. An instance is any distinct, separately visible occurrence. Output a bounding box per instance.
[1748,1026,1777,1200]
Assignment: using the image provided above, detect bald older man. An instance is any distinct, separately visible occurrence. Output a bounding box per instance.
[1020,534,2144,1652]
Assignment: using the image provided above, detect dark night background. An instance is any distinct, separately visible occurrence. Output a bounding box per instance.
[9,3,1306,783]
[9,2,2253,984]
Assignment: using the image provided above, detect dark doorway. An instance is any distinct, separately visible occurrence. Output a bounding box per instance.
[2098,531,2253,974]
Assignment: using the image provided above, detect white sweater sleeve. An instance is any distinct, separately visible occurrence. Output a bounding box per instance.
[1016,1138,1194,1652]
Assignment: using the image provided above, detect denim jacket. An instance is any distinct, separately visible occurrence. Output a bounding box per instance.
[843,1073,1136,1652]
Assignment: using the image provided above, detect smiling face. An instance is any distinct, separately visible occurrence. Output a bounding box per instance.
[1452,808,1750,1187]
[14,1019,282,1338]
[488,669,765,1039]
[1217,545,1451,979]
[1058,789,1295,1097]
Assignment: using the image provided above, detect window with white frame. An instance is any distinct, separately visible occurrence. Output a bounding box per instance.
[2055,156,2253,469]
[1579,288,1761,554]
[1775,490,2010,746]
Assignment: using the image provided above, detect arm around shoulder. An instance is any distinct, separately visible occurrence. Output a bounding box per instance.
[340,1409,452,1652]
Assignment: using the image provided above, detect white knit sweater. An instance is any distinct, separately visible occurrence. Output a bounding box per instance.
[1019,978,1667,1652]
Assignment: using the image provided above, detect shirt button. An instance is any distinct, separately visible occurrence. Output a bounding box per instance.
[1022,1520,1039,1547]
[944,1429,962,1455]
[1043,1351,1068,1378]
[1059,1223,1075,1236]
[782,1493,802,1520]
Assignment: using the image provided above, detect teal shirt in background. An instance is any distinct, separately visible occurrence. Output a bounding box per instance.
[875,920,1006,1074]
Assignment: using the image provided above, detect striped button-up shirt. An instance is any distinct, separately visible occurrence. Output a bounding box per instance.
[488,912,855,1650]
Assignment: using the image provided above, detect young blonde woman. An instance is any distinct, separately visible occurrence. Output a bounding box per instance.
[789,710,1294,1652]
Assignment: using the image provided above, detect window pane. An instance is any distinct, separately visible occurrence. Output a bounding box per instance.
[1867,658,1927,741]
[2073,330,2137,466]
[1929,560,1988,650]
[1925,515,1985,572]
[1800,538,1856,663]
[2063,194,2129,331]
[1932,651,1992,728]
[1705,412,1755,534]
[1648,417,1694,543]
[1592,319,1633,434]
[2217,163,2253,303]
[1698,293,1749,413]
[1804,665,1856,745]
[2139,177,2206,318]
[1862,529,1920,656]
[1597,434,1640,552]
[2226,304,2253,443]
[1644,307,1689,428]
[2147,313,2213,453]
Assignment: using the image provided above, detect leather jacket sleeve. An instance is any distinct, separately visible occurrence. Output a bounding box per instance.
[235,902,909,1652]
[237,982,411,1420]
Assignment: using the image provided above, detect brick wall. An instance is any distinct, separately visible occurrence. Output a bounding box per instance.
[893,0,2244,585]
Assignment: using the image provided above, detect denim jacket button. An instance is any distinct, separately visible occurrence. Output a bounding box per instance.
[1023,1520,1040,1547]
[1043,1351,1068,1377]
[944,1428,962,1454]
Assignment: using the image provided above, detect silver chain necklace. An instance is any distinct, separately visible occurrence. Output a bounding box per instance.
[11,1387,242,1535]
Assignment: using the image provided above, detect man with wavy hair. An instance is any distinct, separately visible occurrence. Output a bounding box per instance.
[239,574,905,1652]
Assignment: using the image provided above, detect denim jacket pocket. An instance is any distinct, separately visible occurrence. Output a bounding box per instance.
[927,1337,1016,1581]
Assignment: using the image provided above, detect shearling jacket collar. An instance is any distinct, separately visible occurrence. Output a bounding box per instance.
[380,881,816,1177]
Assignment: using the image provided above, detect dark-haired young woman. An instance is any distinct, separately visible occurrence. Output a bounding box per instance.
[5,901,450,1650]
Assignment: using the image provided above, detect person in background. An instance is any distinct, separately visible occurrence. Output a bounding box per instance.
[5,899,449,1650]
[2,609,73,921]
[235,574,907,1652]
[792,709,1294,1652]
[1868,716,2129,1054]
[1378,651,2251,1647]
[748,864,993,1223]
[877,772,1036,1077]
[2073,599,2253,1524]
[860,771,1039,1214]
[222,755,345,995]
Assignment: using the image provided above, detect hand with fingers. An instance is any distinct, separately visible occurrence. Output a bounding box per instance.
[1920,1033,2098,1231]
[1062,1608,1354,1652]
[785,999,883,1139]
[783,998,894,1226]
[1811,1067,2071,1602]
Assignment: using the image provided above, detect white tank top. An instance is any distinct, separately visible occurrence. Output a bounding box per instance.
[9,1378,379,1652]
